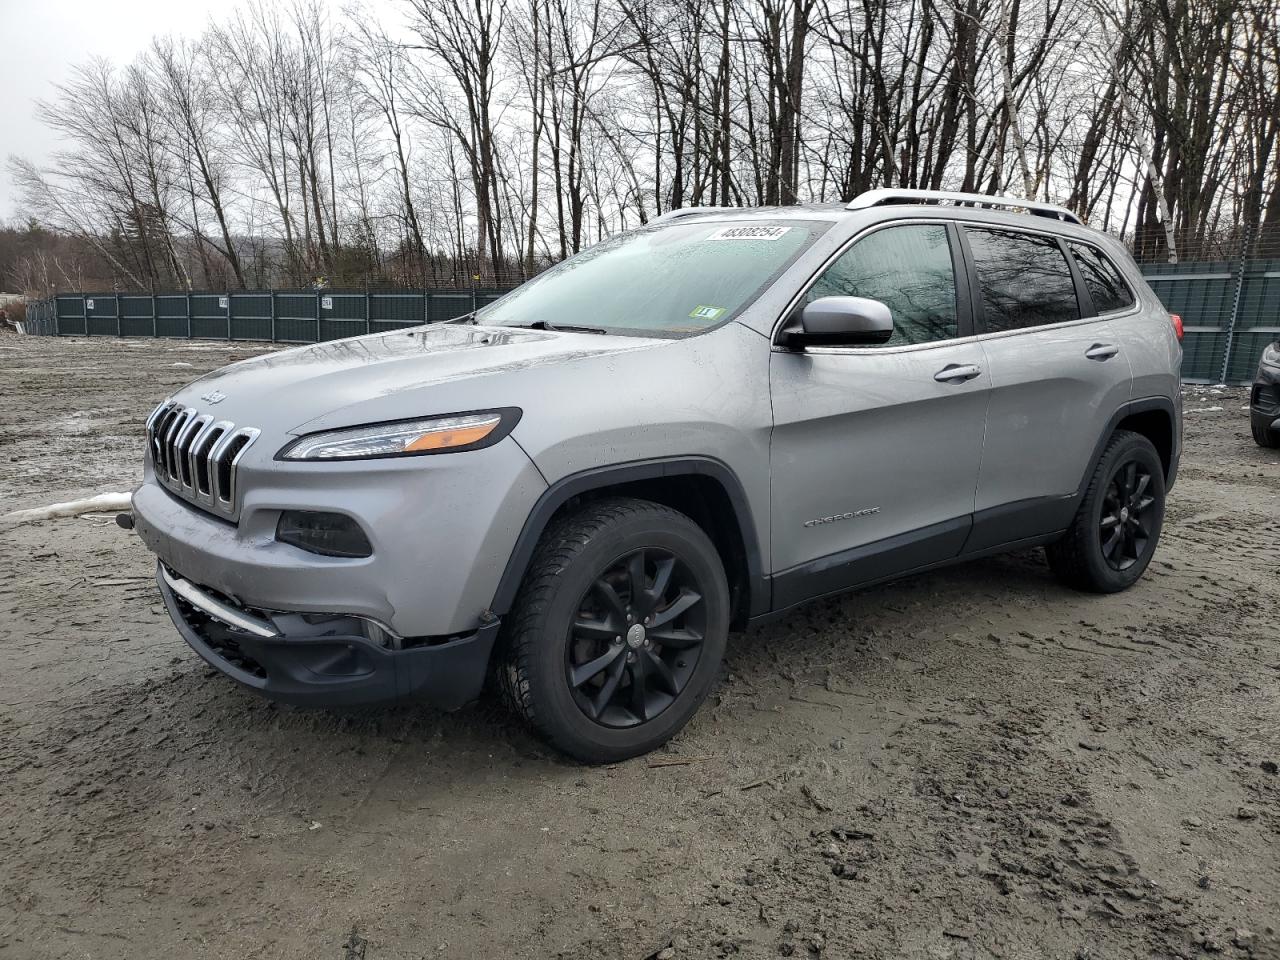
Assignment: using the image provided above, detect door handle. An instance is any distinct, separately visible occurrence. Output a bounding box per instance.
[1085,343,1120,361]
[934,363,982,383]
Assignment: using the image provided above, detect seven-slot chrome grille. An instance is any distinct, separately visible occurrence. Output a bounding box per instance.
[146,400,260,518]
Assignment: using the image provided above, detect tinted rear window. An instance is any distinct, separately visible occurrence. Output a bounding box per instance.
[1069,242,1135,313]
[967,228,1080,332]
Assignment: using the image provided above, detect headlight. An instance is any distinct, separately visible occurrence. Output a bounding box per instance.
[1263,342,1280,367]
[278,408,520,461]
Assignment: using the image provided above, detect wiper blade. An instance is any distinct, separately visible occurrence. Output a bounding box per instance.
[514,320,607,335]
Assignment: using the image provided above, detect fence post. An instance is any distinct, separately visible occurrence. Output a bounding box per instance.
[81,294,88,336]
[226,290,232,340]
[270,291,277,343]
[1220,220,1255,384]
[151,294,157,337]
[365,291,371,335]
[315,290,322,342]
[186,292,192,339]
[115,293,122,337]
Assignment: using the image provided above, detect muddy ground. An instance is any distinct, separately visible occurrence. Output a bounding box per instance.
[1,334,1278,960]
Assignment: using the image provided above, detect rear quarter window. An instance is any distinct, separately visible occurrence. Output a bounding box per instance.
[1069,242,1135,314]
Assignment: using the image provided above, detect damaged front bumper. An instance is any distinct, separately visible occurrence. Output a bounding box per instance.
[156,562,498,710]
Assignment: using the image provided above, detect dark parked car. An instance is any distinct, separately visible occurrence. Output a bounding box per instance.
[1252,340,1280,448]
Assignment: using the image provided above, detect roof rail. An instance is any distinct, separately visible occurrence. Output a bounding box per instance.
[648,206,740,224]
[846,188,1083,226]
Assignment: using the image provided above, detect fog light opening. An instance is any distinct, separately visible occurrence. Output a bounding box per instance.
[276,511,373,559]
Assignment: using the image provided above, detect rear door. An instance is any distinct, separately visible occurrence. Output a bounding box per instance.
[768,222,989,608]
[962,226,1133,551]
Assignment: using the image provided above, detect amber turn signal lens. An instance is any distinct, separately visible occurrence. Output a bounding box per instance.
[404,422,498,452]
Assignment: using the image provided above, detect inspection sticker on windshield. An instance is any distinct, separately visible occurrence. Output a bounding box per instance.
[689,305,726,321]
[706,225,792,242]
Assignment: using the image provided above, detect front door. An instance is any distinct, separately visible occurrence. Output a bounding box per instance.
[769,222,989,609]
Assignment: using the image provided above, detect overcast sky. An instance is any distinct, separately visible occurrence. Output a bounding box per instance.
[0,0,239,219]
[0,0,415,222]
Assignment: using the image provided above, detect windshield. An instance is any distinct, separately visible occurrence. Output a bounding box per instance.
[475,220,825,336]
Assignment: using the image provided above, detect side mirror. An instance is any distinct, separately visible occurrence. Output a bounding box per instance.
[785,296,894,348]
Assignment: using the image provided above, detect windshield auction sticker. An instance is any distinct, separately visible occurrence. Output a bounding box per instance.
[706,225,793,242]
[689,305,727,321]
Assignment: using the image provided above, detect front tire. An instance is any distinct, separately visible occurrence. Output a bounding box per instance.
[1252,412,1280,448]
[499,497,730,763]
[1046,430,1166,593]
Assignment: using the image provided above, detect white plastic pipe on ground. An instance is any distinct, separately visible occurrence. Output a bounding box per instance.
[2,492,133,527]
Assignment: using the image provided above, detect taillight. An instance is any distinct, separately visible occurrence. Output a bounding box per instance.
[1170,313,1184,341]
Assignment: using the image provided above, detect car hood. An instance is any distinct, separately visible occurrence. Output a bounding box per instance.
[168,323,668,435]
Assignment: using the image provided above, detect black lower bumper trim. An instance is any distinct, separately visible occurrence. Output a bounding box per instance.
[157,568,499,710]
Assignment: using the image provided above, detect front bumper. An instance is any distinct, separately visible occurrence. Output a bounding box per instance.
[132,435,547,637]
[157,563,498,709]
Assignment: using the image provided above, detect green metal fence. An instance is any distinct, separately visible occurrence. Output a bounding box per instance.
[1142,259,1280,383]
[19,264,1280,382]
[19,288,513,343]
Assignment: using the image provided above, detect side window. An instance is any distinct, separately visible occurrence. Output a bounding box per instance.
[967,228,1080,332]
[806,224,958,346]
[1069,242,1135,314]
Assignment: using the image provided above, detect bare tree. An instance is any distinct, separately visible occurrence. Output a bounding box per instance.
[10,0,1280,293]
[151,37,248,286]
[404,0,510,279]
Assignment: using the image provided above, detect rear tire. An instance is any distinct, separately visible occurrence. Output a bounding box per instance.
[499,497,729,763]
[1046,430,1166,593]
[1251,412,1280,448]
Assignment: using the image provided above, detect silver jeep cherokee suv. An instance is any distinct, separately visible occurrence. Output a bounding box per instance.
[133,189,1183,762]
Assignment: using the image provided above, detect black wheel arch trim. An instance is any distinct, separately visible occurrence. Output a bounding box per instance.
[489,456,769,621]
[1078,396,1180,497]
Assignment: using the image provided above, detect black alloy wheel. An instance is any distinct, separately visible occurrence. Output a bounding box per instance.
[1046,429,1166,593]
[1098,460,1156,571]
[500,497,730,763]
[566,547,707,728]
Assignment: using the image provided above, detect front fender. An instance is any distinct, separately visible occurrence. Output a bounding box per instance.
[487,457,769,620]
